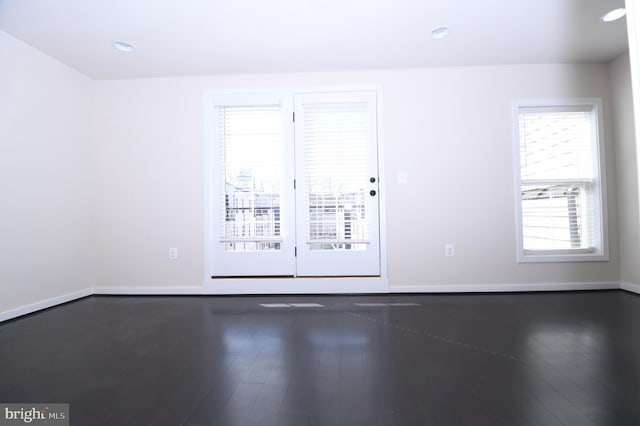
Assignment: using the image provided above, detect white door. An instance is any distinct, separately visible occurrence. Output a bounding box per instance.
[294,92,381,276]
[208,93,296,277]
[207,90,380,278]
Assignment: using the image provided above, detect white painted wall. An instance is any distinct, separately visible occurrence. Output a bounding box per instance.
[0,31,93,315]
[383,64,619,289]
[91,63,620,290]
[91,79,205,290]
[610,52,640,288]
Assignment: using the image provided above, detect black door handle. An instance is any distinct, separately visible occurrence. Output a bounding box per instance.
[370,190,376,196]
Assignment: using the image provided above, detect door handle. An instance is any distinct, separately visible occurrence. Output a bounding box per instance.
[370,190,377,196]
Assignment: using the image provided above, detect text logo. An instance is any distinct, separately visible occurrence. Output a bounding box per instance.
[0,404,68,426]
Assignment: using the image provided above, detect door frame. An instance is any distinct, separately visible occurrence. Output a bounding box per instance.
[203,86,388,293]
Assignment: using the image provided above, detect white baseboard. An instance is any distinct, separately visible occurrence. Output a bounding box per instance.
[621,282,640,294]
[86,279,389,297]
[390,281,620,293]
[0,288,92,323]
[95,280,616,295]
[93,286,203,295]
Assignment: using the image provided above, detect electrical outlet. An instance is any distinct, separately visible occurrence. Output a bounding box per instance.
[169,248,178,260]
[445,244,455,257]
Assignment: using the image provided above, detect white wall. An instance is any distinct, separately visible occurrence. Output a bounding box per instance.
[0,31,93,315]
[0,29,623,306]
[610,53,640,287]
[91,63,620,290]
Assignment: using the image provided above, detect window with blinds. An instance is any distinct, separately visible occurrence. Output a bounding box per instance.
[217,105,283,252]
[514,101,607,262]
[301,102,370,251]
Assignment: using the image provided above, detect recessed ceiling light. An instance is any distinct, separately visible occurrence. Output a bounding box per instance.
[431,26,450,40]
[601,8,626,22]
[112,41,135,53]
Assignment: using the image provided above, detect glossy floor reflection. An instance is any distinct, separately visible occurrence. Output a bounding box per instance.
[1,291,640,425]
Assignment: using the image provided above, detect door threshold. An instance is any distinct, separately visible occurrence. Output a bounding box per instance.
[211,275,380,279]
[204,276,389,294]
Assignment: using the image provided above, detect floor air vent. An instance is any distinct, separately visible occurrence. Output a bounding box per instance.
[260,303,324,308]
[355,303,421,307]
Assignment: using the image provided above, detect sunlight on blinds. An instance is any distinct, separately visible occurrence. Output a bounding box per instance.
[520,108,594,181]
[218,105,283,251]
[302,103,370,251]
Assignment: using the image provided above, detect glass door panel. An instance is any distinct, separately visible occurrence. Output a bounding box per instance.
[209,94,295,276]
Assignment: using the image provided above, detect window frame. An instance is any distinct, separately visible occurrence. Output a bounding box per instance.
[512,98,609,263]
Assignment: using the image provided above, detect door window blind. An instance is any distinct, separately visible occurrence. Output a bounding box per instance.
[301,102,370,251]
[217,105,283,251]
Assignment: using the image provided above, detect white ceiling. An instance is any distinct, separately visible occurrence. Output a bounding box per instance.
[0,0,629,80]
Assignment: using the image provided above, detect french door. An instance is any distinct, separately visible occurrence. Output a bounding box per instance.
[207,90,380,277]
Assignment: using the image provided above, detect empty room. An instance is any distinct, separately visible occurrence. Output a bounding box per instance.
[2,0,640,424]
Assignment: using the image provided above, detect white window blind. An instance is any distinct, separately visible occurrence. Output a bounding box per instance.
[516,102,605,260]
[519,106,594,181]
[216,105,283,252]
[302,102,370,251]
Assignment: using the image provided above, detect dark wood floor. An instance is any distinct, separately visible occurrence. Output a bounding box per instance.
[1,291,639,425]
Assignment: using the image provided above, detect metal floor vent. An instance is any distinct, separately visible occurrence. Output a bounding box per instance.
[355,303,421,307]
[260,303,324,308]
